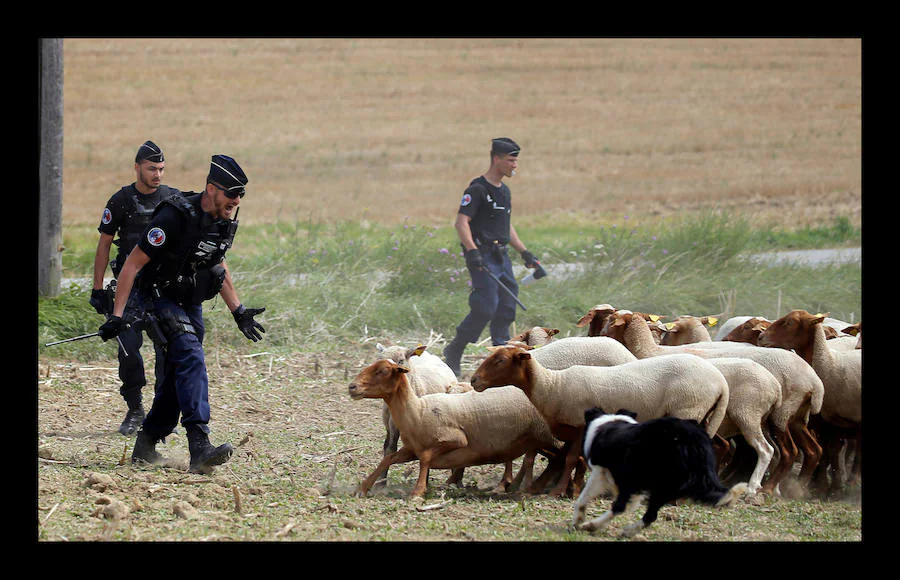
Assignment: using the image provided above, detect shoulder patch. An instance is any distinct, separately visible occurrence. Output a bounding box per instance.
[460,193,472,207]
[102,208,112,225]
[147,227,166,247]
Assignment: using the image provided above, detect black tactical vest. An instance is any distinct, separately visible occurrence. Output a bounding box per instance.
[115,185,176,257]
[141,192,239,304]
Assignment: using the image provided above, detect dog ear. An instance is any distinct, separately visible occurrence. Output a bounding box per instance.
[616,409,638,420]
[584,406,606,423]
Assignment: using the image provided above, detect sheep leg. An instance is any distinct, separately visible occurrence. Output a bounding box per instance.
[412,456,433,498]
[790,419,822,488]
[356,446,417,497]
[847,435,861,487]
[745,430,775,494]
[375,409,401,488]
[732,419,775,494]
[711,433,732,467]
[410,441,466,498]
[569,456,587,497]
[826,437,848,497]
[761,425,797,495]
[510,450,537,491]
[446,467,465,487]
[550,433,584,498]
[529,447,567,494]
[490,461,514,493]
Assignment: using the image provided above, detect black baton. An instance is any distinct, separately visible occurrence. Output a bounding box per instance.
[483,269,527,311]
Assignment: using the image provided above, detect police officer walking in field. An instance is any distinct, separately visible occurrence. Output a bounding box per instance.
[442,138,540,377]
[98,155,266,474]
[90,140,180,435]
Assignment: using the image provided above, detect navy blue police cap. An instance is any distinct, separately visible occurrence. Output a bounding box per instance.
[491,137,520,157]
[208,154,249,197]
[135,140,165,163]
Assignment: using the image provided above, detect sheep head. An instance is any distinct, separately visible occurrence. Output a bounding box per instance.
[375,343,427,366]
[758,310,826,352]
[575,304,617,337]
[842,322,862,337]
[510,327,559,346]
[598,310,639,343]
[348,359,410,401]
[722,317,771,344]
[470,346,533,392]
[660,315,717,346]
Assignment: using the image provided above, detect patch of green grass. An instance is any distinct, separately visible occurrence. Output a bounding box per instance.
[748,216,861,250]
[40,212,861,360]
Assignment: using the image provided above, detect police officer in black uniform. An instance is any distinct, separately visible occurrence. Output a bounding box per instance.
[442,138,540,377]
[98,154,266,474]
[90,140,179,435]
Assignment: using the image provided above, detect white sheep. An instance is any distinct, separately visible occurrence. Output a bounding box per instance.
[659,315,719,345]
[576,304,667,343]
[509,326,559,347]
[821,316,857,335]
[720,316,859,352]
[349,359,560,498]
[703,357,782,493]
[577,312,776,494]
[842,321,862,350]
[518,335,638,370]
[374,343,467,486]
[469,345,730,498]
[601,310,825,496]
[758,310,862,494]
[715,316,769,341]
[575,304,618,337]
[720,317,771,344]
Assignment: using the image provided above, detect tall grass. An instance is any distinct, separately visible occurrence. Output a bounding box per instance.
[40,212,860,360]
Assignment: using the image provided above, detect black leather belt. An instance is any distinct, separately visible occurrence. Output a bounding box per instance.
[477,240,508,253]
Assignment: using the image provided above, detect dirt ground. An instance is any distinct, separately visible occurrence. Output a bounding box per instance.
[37,330,863,542]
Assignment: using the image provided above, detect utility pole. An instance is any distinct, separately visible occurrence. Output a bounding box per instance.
[39,38,64,297]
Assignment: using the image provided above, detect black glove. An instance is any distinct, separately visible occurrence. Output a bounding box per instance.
[90,289,110,315]
[465,249,484,271]
[233,305,267,342]
[98,315,126,341]
[521,250,539,268]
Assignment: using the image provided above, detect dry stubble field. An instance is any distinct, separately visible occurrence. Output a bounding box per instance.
[38,39,863,543]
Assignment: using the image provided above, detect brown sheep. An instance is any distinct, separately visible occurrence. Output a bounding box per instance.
[349,359,559,498]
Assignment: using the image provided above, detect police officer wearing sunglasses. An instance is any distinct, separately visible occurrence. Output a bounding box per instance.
[99,155,266,474]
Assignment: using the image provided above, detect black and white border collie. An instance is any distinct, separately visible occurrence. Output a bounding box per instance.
[573,408,747,538]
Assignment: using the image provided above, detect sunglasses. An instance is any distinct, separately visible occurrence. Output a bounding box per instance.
[211,182,245,199]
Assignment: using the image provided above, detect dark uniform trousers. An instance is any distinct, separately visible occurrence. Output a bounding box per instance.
[117,288,164,406]
[454,246,519,346]
[140,295,212,439]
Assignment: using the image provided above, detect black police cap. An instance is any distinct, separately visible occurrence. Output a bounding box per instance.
[491,137,520,157]
[208,155,249,196]
[135,140,165,163]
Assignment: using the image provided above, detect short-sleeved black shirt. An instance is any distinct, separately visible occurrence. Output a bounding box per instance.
[136,200,191,261]
[98,184,169,238]
[457,176,512,246]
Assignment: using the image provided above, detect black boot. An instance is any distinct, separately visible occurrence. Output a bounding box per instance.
[132,430,164,465]
[118,402,145,435]
[187,428,233,474]
[442,338,466,378]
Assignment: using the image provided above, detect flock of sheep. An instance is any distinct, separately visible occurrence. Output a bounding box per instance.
[346,304,862,533]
